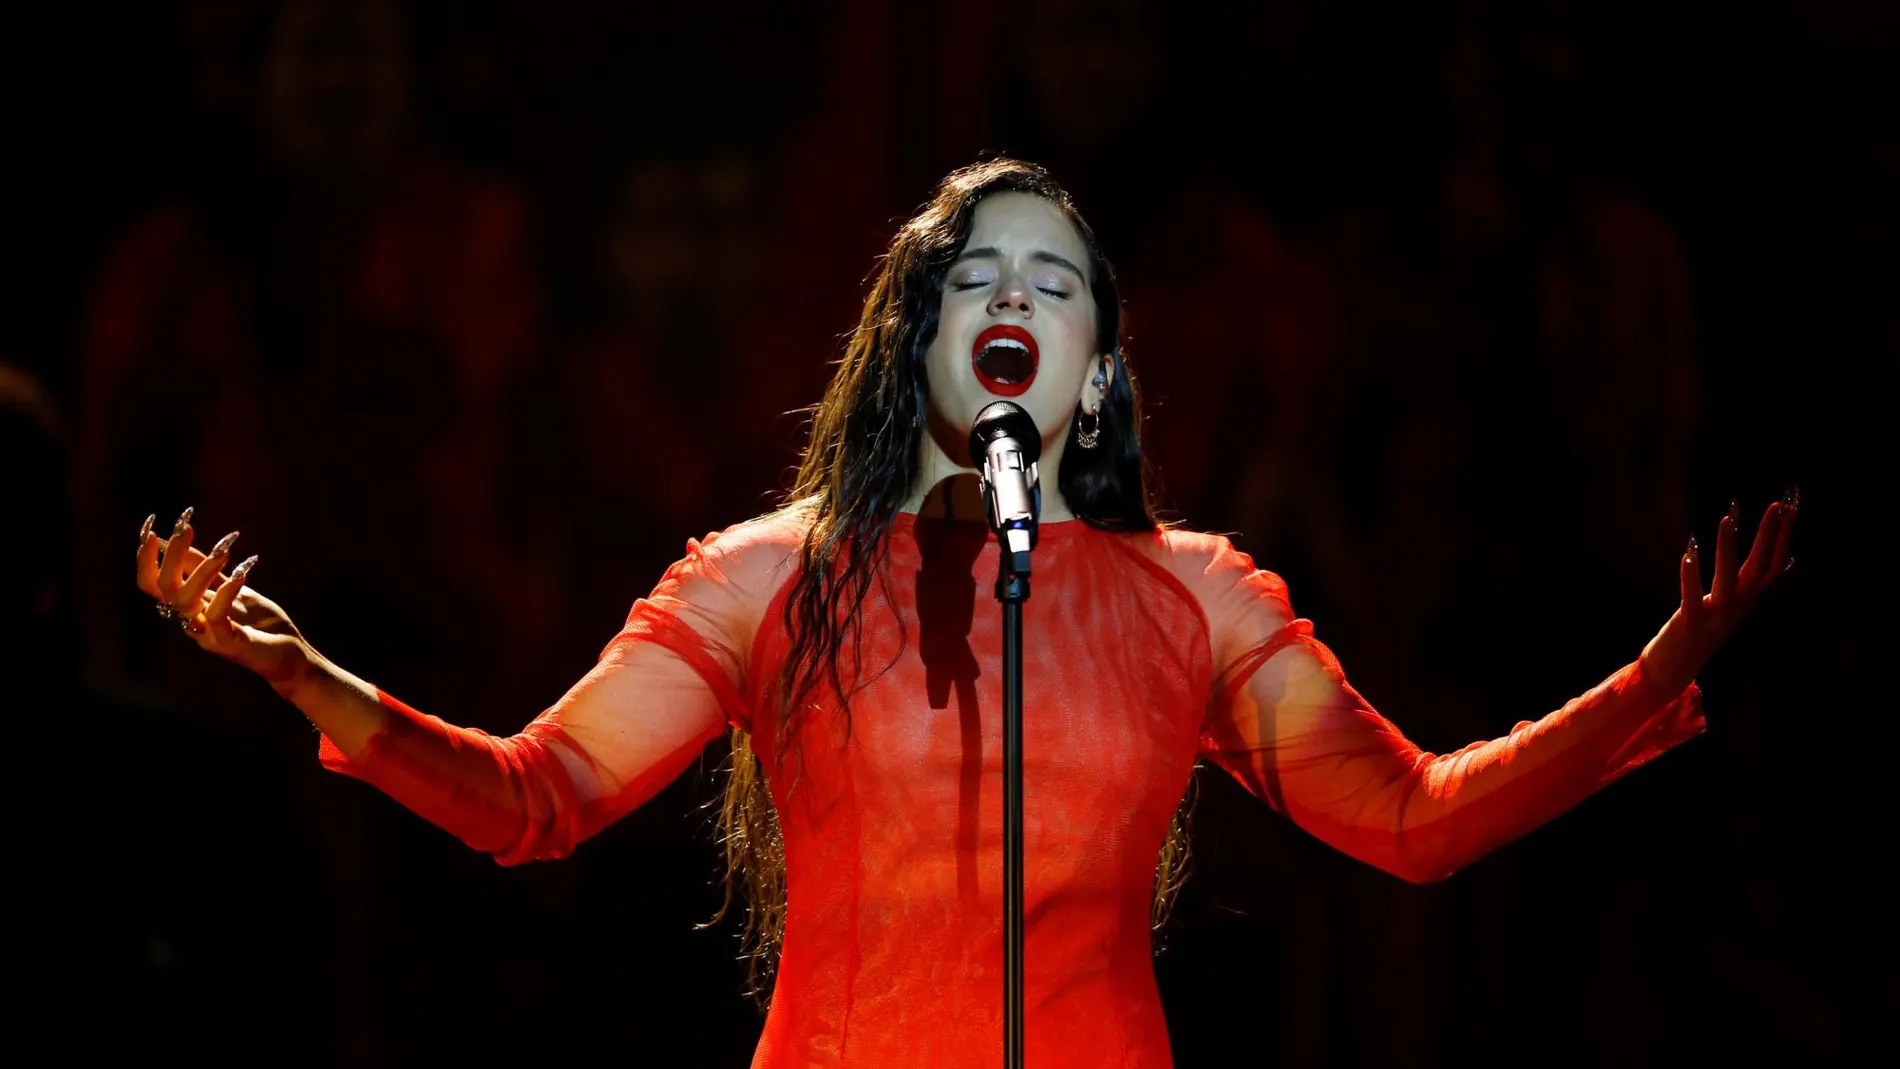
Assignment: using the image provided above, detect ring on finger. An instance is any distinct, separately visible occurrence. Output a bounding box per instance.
[179,614,206,636]
[156,600,183,621]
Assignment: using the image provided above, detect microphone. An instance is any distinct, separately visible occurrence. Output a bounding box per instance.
[968,401,1041,571]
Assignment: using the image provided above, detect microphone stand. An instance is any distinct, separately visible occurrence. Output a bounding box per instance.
[970,400,1040,1069]
[981,479,1034,1069]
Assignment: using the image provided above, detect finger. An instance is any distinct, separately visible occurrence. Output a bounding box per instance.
[1775,484,1799,575]
[158,507,197,595]
[136,514,163,596]
[179,530,241,610]
[204,554,258,624]
[1769,503,1796,578]
[1737,502,1787,592]
[1679,533,1704,619]
[1711,499,1740,605]
[162,543,215,582]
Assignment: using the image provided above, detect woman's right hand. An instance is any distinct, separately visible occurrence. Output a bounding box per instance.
[136,508,309,689]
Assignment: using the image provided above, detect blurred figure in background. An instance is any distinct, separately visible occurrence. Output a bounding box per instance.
[1118,0,1367,662]
[917,0,1171,238]
[72,0,548,720]
[69,2,549,1059]
[549,152,772,655]
[538,0,915,654]
[1437,0,1700,604]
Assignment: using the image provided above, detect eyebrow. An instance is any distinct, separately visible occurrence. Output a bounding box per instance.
[952,246,1087,281]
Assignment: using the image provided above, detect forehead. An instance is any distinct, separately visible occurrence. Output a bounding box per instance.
[964,193,1088,264]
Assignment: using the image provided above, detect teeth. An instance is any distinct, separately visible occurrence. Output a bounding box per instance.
[981,338,1030,353]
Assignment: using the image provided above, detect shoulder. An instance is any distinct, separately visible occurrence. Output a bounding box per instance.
[700,504,811,553]
[1108,527,1293,633]
[662,505,811,595]
[632,507,812,651]
[1143,528,1288,598]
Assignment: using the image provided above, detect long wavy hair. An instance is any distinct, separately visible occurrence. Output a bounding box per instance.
[702,158,1193,1006]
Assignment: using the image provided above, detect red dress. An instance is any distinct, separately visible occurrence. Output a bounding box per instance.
[319,508,1704,1067]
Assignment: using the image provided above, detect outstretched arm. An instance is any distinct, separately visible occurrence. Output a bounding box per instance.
[1201,617,1704,884]
[308,610,734,866]
[139,507,797,866]
[311,518,796,864]
[1194,497,1794,883]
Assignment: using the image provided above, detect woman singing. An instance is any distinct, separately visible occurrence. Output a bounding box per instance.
[134,158,1795,1067]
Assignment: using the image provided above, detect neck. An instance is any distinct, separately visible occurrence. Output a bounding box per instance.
[900,419,1075,522]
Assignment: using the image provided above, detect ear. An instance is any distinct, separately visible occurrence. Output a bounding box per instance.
[1089,353,1116,408]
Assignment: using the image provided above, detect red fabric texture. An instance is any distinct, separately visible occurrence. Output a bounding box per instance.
[319,509,1704,1066]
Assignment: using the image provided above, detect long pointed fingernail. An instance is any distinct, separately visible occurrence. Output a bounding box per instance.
[1782,556,1795,574]
[138,514,155,547]
[210,530,240,558]
[1781,484,1800,511]
[1726,498,1741,526]
[233,554,259,580]
[171,506,194,538]
[1686,533,1699,565]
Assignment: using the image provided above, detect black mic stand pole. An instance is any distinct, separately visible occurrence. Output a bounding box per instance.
[983,480,1032,1069]
[971,401,1040,1069]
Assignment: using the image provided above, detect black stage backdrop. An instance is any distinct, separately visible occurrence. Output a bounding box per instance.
[15,1,1892,1065]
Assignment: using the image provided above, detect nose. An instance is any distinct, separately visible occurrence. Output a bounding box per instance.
[990,275,1033,317]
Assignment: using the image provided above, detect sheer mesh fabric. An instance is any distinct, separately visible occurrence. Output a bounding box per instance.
[320,509,1704,1067]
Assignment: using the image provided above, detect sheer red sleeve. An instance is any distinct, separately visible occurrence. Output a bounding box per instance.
[1180,534,1705,884]
[315,514,801,865]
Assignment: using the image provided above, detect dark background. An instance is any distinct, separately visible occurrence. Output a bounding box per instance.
[12,0,1893,1065]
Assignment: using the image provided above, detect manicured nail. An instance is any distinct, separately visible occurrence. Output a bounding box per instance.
[1726,498,1741,526]
[233,554,259,580]
[171,506,194,538]
[138,514,155,547]
[210,530,240,558]
[1686,533,1699,565]
[1782,556,1794,574]
[1781,484,1800,511]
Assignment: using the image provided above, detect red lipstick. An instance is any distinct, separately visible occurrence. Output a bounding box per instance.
[971,324,1039,397]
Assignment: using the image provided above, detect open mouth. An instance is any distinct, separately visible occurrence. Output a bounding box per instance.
[972,325,1039,397]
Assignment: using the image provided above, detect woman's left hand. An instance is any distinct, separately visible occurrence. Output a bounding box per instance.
[1640,489,1799,695]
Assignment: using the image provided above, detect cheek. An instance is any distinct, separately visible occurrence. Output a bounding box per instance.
[927,301,979,383]
[1038,311,1097,385]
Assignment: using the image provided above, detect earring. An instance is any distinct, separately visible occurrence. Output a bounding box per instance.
[1076,404,1101,449]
